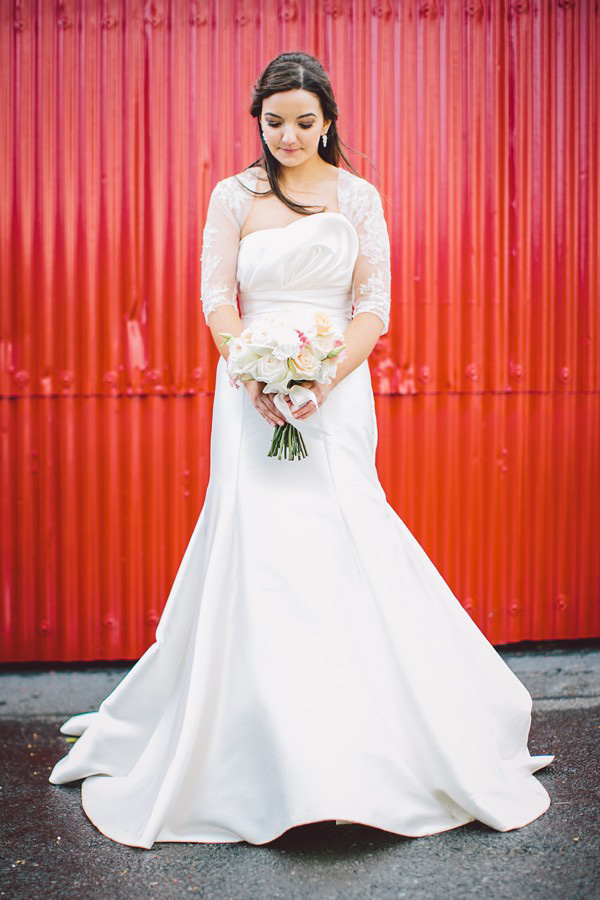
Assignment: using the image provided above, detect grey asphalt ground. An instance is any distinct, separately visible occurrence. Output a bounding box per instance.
[1,638,599,899]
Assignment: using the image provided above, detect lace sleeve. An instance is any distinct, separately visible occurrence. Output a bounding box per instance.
[350,181,391,336]
[200,179,241,322]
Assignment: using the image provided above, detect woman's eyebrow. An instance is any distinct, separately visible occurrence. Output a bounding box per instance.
[264,112,317,119]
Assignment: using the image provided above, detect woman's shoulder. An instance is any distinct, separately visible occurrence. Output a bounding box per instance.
[222,165,268,189]
[338,167,380,194]
[338,168,383,219]
[211,166,269,205]
[209,169,261,223]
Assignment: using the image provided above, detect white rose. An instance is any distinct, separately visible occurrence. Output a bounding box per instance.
[310,333,336,359]
[317,357,338,383]
[227,338,261,377]
[227,336,245,358]
[270,325,302,361]
[247,322,279,355]
[252,354,289,385]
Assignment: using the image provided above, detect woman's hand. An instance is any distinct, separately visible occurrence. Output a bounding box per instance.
[286,380,334,420]
[244,380,286,427]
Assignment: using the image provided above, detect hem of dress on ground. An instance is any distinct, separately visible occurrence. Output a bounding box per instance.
[75,776,553,850]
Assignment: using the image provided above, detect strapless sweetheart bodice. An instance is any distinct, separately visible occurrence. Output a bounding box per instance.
[236,211,359,330]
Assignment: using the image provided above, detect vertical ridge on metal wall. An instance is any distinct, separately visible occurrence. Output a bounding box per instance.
[1,0,598,661]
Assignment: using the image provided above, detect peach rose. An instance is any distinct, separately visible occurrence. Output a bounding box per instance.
[288,345,321,380]
[314,312,334,336]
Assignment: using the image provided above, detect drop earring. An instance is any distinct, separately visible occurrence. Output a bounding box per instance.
[322,133,328,147]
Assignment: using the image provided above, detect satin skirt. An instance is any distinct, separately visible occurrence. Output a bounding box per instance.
[48,354,554,848]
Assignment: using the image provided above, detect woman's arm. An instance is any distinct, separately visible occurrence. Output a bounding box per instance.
[200,182,286,426]
[206,305,243,361]
[330,312,385,388]
[200,180,247,359]
[332,178,392,387]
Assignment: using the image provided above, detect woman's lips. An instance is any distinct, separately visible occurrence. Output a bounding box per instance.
[281,148,299,153]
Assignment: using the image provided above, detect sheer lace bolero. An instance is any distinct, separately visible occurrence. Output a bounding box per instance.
[200,166,392,335]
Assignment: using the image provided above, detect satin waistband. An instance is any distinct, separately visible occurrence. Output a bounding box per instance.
[239,291,352,330]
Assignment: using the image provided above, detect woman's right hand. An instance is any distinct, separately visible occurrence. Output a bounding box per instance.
[244,380,286,427]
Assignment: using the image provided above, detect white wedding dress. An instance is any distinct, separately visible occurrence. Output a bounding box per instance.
[48,166,554,848]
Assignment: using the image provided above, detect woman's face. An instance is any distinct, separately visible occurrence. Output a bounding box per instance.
[260,89,330,168]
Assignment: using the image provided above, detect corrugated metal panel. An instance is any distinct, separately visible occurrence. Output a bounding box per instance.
[1,0,598,661]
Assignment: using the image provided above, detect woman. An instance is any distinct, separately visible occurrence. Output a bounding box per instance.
[48,52,554,848]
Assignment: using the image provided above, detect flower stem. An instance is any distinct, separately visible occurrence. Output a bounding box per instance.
[267,422,308,461]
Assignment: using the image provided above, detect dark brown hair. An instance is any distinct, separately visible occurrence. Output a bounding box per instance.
[236,51,374,216]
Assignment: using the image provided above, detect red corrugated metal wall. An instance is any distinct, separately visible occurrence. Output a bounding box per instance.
[1,0,598,662]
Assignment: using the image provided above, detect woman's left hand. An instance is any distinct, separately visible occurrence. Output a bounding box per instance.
[286,380,334,419]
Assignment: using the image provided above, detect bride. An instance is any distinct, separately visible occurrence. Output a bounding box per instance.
[48,51,554,849]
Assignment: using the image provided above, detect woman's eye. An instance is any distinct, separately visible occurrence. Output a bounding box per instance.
[266,123,313,130]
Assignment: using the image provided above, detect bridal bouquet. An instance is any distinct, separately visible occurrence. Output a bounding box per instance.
[219,310,347,461]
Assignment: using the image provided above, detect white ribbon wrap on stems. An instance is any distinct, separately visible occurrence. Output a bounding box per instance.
[270,383,333,440]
